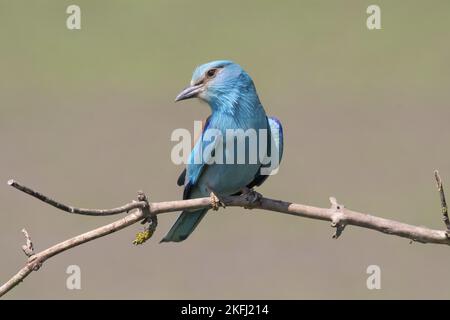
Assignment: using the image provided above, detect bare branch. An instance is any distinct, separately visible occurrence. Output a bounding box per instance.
[434,170,449,234]
[1,173,450,297]
[7,179,146,216]
[0,199,147,297]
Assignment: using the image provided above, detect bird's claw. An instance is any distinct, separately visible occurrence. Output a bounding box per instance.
[242,189,262,209]
[210,192,226,211]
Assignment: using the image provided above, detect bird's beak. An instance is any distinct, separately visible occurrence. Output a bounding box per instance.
[175,84,203,102]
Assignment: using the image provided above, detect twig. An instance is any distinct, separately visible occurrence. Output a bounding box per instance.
[434,170,449,235]
[7,180,146,216]
[21,229,34,257]
[1,173,450,297]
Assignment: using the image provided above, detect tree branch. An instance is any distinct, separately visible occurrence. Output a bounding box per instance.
[1,172,449,297]
[435,170,449,234]
[7,180,146,216]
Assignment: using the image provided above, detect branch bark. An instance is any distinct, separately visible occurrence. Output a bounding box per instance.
[1,173,448,298]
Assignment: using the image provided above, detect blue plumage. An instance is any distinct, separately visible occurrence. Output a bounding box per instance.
[161,61,283,243]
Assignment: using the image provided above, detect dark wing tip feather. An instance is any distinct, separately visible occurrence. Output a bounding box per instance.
[177,168,186,186]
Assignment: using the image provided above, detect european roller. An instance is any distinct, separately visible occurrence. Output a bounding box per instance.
[161,60,283,242]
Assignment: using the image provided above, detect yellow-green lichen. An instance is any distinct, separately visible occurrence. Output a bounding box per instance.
[132,229,154,245]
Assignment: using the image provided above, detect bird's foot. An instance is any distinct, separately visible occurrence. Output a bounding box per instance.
[241,188,262,209]
[210,192,226,211]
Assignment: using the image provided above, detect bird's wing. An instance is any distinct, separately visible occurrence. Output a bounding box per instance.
[245,116,284,189]
[176,168,186,186]
[177,116,217,200]
[176,116,211,187]
[268,116,284,164]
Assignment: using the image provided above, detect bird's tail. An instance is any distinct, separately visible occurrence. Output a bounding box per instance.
[160,209,208,243]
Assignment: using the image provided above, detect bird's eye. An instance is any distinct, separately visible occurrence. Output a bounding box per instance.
[206,68,218,78]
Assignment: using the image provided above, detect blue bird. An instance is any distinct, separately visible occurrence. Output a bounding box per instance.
[161,60,283,243]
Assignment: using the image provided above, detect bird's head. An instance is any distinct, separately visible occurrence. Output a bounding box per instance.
[175,60,259,112]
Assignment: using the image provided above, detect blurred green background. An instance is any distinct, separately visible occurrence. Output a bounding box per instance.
[1,0,450,299]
